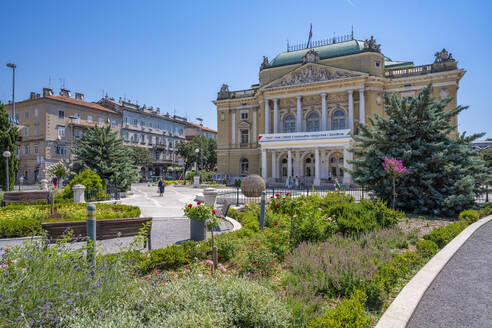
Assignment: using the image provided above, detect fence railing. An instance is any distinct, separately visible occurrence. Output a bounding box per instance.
[216,185,373,207]
[84,184,121,202]
[476,185,491,204]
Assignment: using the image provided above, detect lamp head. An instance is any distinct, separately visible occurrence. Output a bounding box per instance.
[3,151,11,158]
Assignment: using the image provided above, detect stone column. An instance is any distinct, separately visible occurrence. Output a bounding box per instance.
[264,100,270,134]
[314,148,320,186]
[40,179,48,191]
[347,90,354,132]
[359,88,365,125]
[261,148,267,180]
[296,96,302,132]
[273,99,279,133]
[271,151,277,180]
[287,150,292,180]
[72,184,86,203]
[321,93,327,131]
[231,111,236,145]
[252,110,257,142]
[293,152,300,177]
[343,146,353,184]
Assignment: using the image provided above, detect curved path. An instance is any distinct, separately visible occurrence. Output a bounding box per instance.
[407,219,492,328]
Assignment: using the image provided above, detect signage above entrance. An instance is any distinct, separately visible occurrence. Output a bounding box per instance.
[259,129,351,143]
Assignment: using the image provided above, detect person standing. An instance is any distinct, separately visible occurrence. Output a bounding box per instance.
[158,178,166,197]
[329,171,332,182]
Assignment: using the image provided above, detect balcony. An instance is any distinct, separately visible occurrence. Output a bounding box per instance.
[217,88,256,100]
[385,61,458,79]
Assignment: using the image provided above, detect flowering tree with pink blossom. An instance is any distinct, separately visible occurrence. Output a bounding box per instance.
[382,157,407,209]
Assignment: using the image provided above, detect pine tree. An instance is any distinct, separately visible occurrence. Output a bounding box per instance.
[0,104,20,191]
[73,125,138,191]
[350,84,487,216]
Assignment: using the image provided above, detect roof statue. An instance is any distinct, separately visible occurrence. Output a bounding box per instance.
[363,36,381,52]
[302,49,320,65]
[260,56,270,70]
[434,49,455,63]
[219,84,230,93]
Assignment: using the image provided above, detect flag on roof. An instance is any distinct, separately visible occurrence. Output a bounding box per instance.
[306,24,312,48]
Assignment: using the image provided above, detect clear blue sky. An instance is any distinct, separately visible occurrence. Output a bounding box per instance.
[1,0,490,138]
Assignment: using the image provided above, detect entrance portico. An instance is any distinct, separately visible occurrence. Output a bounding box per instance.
[259,129,353,185]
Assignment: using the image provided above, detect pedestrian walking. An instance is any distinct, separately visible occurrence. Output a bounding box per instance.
[52,176,58,189]
[334,178,341,191]
[328,171,332,182]
[295,176,300,189]
[158,178,166,197]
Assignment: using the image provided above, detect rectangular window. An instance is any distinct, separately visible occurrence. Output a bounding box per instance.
[58,110,65,119]
[240,129,249,144]
[220,112,225,121]
[148,135,153,144]
[87,115,93,123]
[141,135,145,144]
[55,146,66,155]
[98,117,104,127]
[111,119,117,128]
[34,144,39,154]
[240,111,249,120]
[74,129,82,139]
[24,145,29,155]
[132,119,138,126]
[34,124,39,136]
[34,108,39,117]
[24,111,29,119]
[57,126,65,139]
[23,126,29,137]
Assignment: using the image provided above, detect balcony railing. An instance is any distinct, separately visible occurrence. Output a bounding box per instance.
[259,129,351,143]
[217,89,256,100]
[385,65,433,78]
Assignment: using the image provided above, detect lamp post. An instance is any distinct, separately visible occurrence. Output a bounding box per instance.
[3,151,11,192]
[6,63,16,121]
[194,148,199,175]
[196,117,203,171]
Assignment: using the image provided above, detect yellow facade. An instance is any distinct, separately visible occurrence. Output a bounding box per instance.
[214,38,465,186]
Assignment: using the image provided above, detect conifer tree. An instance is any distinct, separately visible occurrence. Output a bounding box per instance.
[350,84,487,216]
[0,104,20,191]
[73,125,138,191]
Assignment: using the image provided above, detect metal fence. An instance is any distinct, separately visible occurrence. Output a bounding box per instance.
[216,185,373,206]
[85,184,120,202]
[476,185,491,204]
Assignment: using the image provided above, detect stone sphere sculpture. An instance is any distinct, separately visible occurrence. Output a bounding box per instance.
[240,174,266,197]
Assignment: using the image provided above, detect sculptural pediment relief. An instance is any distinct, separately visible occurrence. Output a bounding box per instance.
[264,63,363,89]
[238,121,251,128]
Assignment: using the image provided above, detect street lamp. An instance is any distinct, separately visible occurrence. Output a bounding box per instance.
[6,63,16,121]
[3,151,11,192]
[194,148,199,175]
[196,117,203,171]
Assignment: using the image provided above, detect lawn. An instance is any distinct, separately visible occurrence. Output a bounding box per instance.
[1,192,489,327]
[0,203,140,238]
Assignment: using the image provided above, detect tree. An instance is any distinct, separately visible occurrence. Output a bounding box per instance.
[177,136,217,172]
[73,125,138,191]
[47,160,70,185]
[128,146,154,167]
[350,84,487,216]
[0,104,20,191]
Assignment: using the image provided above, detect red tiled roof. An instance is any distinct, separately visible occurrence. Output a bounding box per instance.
[46,96,119,114]
[186,121,217,133]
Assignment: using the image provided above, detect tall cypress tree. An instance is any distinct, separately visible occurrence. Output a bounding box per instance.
[350,84,487,216]
[73,125,138,191]
[0,104,20,191]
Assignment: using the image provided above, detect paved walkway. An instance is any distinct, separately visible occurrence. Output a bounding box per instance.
[407,220,492,328]
[0,184,233,254]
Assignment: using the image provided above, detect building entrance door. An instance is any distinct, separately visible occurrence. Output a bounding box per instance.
[329,152,344,178]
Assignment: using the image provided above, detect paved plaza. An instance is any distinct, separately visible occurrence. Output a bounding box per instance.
[0,183,233,254]
[408,219,492,328]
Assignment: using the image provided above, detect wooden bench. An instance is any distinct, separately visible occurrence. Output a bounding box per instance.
[1,191,51,207]
[41,217,153,250]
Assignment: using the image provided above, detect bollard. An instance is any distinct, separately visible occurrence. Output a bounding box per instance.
[86,204,96,266]
[259,191,266,229]
[236,187,239,207]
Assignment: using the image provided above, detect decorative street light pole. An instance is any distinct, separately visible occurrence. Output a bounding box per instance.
[6,63,16,121]
[196,117,203,171]
[194,148,200,175]
[3,151,11,192]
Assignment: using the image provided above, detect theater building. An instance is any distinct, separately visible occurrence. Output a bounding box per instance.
[214,35,464,186]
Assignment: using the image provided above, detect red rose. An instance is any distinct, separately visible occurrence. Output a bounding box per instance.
[286,192,291,196]
[212,209,216,214]
[270,196,274,199]
[276,204,280,208]
[275,194,279,197]
[261,269,265,273]
[197,201,201,205]
[274,221,278,226]
[187,204,192,208]
[283,197,286,200]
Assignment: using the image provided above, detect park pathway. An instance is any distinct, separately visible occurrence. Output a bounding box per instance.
[407,219,492,328]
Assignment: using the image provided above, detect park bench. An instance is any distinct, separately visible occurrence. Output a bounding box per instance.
[1,191,51,207]
[41,217,153,250]
[214,202,231,219]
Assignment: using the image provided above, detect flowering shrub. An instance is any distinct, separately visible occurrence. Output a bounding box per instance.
[183,202,214,224]
[269,192,295,215]
[382,157,407,177]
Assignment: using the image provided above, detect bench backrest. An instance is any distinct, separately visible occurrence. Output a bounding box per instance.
[41,217,152,243]
[2,191,51,205]
[215,202,231,219]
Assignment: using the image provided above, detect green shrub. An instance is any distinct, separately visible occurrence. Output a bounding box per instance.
[362,280,385,312]
[234,240,277,277]
[459,209,480,224]
[307,289,371,328]
[138,245,191,273]
[215,234,242,262]
[480,203,492,217]
[423,221,468,248]
[416,239,439,259]
[60,277,292,328]
[59,169,106,199]
[375,251,423,292]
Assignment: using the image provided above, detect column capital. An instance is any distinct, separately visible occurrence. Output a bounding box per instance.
[273,98,279,104]
[358,88,365,93]
[296,95,302,100]
[347,89,353,95]
[320,92,327,97]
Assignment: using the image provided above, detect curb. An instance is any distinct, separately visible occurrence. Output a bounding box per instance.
[223,216,242,232]
[375,214,492,328]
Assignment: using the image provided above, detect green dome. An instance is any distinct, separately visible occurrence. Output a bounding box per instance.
[269,40,365,68]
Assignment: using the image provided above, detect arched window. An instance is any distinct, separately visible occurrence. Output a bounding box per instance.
[331,110,346,130]
[240,158,249,176]
[283,114,296,133]
[307,112,320,132]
